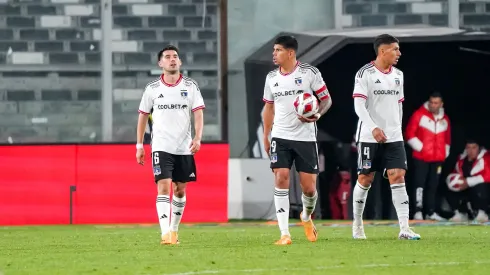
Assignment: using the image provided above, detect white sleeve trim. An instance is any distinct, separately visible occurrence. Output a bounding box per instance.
[467,175,484,187]
[407,137,423,152]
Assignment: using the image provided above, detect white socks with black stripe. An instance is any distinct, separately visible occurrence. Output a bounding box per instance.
[274,188,290,236]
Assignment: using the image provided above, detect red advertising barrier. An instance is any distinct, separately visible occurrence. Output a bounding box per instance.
[0,144,228,226]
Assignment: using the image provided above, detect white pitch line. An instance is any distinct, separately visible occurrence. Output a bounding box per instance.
[162,260,490,275]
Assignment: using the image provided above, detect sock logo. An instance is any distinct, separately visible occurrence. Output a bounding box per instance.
[401,200,409,205]
[159,214,168,219]
[173,212,182,216]
[277,208,285,213]
[355,200,364,204]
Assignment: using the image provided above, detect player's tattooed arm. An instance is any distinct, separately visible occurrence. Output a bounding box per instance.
[317,95,332,116]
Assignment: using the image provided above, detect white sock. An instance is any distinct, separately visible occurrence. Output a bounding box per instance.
[391,183,410,230]
[274,188,290,236]
[301,191,318,221]
[353,181,370,227]
[156,195,170,236]
[170,195,186,232]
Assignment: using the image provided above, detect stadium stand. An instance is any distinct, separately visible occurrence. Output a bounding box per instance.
[0,0,219,143]
[342,0,490,32]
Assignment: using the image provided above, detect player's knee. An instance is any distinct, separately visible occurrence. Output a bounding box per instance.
[173,182,187,197]
[299,173,317,196]
[358,173,374,187]
[387,169,405,184]
[274,169,290,188]
[157,179,172,195]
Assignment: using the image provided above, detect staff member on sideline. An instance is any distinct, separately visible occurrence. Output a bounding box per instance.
[406,92,451,220]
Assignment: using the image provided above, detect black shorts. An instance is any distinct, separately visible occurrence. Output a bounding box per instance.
[357,141,407,175]
[269,137,319,174]
[152,151,197,183]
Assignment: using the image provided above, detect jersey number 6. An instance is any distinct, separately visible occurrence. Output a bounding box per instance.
[154,152,160,164]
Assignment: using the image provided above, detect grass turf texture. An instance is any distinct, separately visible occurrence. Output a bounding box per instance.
[1,222,489,275]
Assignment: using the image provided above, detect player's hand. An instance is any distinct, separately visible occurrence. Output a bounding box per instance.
[263,137,271,157]
[189,138,201,154]
[136,148,145,165]
[372,127,387,143]
[460,178,469,190]
[298,113,320,123]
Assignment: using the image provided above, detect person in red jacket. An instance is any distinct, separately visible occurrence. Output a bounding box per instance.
[445,141,490,223]
[406,92,451,220]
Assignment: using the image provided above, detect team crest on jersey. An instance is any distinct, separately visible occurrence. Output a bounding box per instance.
[270,153,278,163]
[395,78,400,86]
[294,78,302,86]
[181,90,188,98]
[153,166,161,176]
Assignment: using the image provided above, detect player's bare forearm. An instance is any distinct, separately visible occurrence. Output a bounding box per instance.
[318,97,332,116]
[193,109,204,140]
[262,103,274,137]
[136,113,149,144]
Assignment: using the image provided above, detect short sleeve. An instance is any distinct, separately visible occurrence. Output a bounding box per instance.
[191,83,205,112]
[398,74,404,103]
[352,70,369,100]
[262,76,274,104]
[311,71,329,101]
[138,86,153,114]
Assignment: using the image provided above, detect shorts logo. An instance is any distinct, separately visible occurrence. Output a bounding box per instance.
[362,160,371,169]
[270,153,278,163]
[189,172,195,178]
[153,166,161,176]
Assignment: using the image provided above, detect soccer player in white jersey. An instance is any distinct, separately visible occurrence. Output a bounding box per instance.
[262,35,333,245]
[135,45,205,245]
[352,34,420,240]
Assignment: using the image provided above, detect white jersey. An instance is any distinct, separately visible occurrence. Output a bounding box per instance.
[138,74,205,155]
[353,62,404,143]
[262,61,330,142]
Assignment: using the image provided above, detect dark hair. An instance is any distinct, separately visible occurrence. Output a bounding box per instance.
[466,139,479,144]
[274,35,298,51]
[157,45,179,61]
[373,34,399,55]
[429,91,443,101]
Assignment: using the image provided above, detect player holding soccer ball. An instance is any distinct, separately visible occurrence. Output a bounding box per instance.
[262,35,333,245]
[352,34,420,240]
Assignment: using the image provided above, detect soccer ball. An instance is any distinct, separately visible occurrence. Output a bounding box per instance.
[447,174,464,192]
[293,93,319,118]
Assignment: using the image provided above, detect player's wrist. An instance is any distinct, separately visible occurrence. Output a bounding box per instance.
[136,143,144,149]
[314,113,321,119]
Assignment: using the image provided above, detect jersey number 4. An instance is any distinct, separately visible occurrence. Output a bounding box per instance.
[363,147,370,159]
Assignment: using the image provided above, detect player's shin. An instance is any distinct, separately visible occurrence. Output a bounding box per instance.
[170,195,186,232]
[391,183,410,229]
[274,187,290,236]
[301,191,317,221]
[353,181,370,226]
[156,195,171,236]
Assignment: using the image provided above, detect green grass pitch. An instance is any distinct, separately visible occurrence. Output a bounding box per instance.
[1,222,489,275]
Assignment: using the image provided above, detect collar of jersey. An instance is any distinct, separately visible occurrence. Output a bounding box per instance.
[160,74,183,87]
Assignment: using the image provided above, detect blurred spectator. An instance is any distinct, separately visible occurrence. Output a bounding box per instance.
[406,92,450,220]
[446,141,490,223]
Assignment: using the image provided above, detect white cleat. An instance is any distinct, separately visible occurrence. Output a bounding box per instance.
[450,211,468,222]
[413,211,423,220]
[398,227,421,240]
[427,213,446,221]
[474,210,489,223]
[352,225,367,239]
